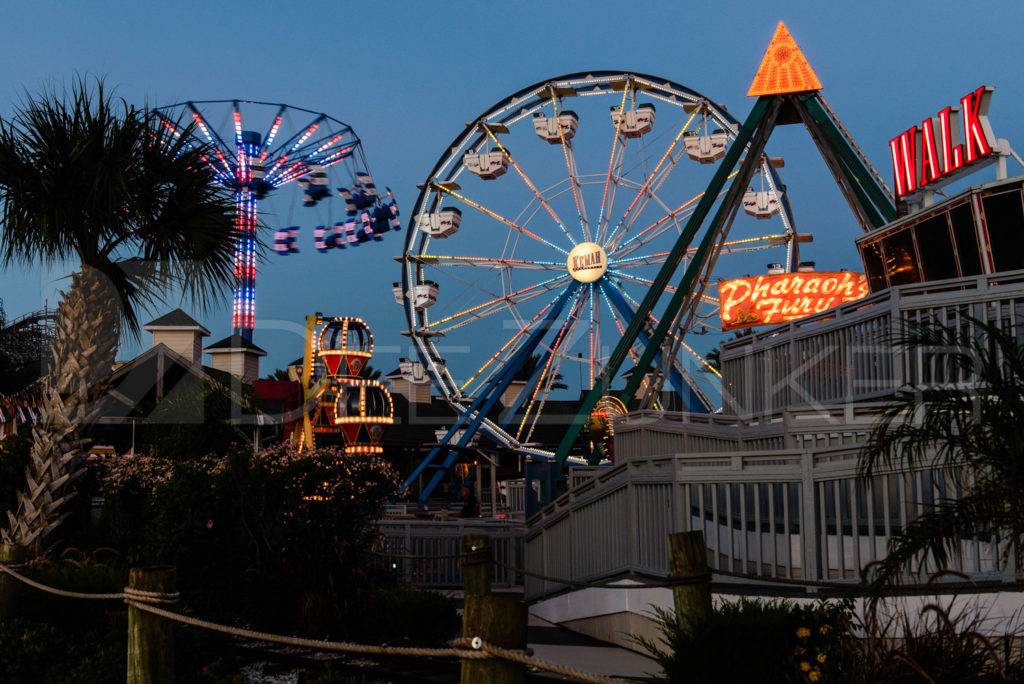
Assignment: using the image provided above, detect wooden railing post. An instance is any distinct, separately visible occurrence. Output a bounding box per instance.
[127,566,176,684]
[668,531,712,632]
[0,543,25,620]
[461,534,526,683]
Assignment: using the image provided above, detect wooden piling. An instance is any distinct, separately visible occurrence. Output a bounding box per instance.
[668,531,712,632]
[462,595,527,684]
[0,543,25,620]
[127,566,176,684]
[462,534,491,597]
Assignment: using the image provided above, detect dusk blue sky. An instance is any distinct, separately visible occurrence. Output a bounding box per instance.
[2,1,1023,384]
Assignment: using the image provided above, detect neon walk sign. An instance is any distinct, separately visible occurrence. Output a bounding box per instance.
[890,86,999,199]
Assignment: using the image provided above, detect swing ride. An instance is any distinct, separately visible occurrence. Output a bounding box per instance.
[154,100,399,342]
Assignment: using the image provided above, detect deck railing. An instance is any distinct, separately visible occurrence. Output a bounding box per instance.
[524,440,1015,600]
[374,518,525,588]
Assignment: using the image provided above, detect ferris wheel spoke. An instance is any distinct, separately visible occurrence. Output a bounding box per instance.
[605,113,697,250]
[426,275,572,333]
[459,300,555,395]
[461,284,580,398]
[481,127,576,246]
[409,255,566,271]
[514,288,587,441]
[606,269,677,296]
[549,91,592,240]
[612,171,740,261]
[597,84,632,243]
[434,183,569,255]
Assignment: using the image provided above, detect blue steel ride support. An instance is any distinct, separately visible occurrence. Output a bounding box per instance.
[403,282,581,503]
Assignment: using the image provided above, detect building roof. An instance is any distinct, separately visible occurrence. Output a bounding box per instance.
[143,308,210,335]
[203,334,268,356]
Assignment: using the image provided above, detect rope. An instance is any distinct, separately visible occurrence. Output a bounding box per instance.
[2,561,636,684]
[123,587,180,605]
[0,562,126,601]
[126,600,486,659]
[457,638,641,684]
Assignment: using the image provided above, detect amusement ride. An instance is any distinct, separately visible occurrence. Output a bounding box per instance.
[397,71,803,498]
[153,100,399,342]
[399,24,903,502]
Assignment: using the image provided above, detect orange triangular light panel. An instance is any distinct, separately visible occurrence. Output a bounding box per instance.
[747,22,822,97]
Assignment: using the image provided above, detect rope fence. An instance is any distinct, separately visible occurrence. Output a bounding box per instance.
[0,560,639,684]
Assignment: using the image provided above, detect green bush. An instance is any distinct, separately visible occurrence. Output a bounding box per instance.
[0,617,124,683]
[632,596,855,683]
[99,443,400,634]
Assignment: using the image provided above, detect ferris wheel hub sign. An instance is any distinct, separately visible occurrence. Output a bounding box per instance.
[567,242,607,282]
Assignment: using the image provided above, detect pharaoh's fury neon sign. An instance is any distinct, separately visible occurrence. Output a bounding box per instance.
[890,86,999,199]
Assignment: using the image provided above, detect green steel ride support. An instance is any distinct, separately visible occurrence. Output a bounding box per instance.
[553,91,895,466]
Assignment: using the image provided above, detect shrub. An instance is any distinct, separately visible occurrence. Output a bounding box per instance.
[852,598,1023,683]
[359,586,460,646]
[99,443,400,634]
[632,596,855,683]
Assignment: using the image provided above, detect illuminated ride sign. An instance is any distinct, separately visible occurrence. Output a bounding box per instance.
[718,272,869,331]
[890,86,999,199]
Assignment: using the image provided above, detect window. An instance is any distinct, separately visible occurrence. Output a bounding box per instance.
[914,214,958,281]
[860,242,887,291]
[950,202,982,276]
[982,189,1024,272]
[881,229,920,286]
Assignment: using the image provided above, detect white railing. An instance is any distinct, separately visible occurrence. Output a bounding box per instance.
[524,442,1015,600]
[374,518,525,588]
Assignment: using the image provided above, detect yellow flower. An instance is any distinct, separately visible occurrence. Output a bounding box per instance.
[808,671,821,682]
[796,627,811,639]
[819,624,831,636]
[817,652,827,664]
[800,662,812,672]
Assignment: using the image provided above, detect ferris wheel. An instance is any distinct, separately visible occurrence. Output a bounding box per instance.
[399,72,798,476]
[154,100,399,342]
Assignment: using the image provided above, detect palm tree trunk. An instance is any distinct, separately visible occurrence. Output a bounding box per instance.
[3,268,120,556]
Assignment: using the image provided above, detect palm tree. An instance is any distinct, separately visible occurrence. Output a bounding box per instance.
[858,317,1024,590]
[0,78,237,555]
